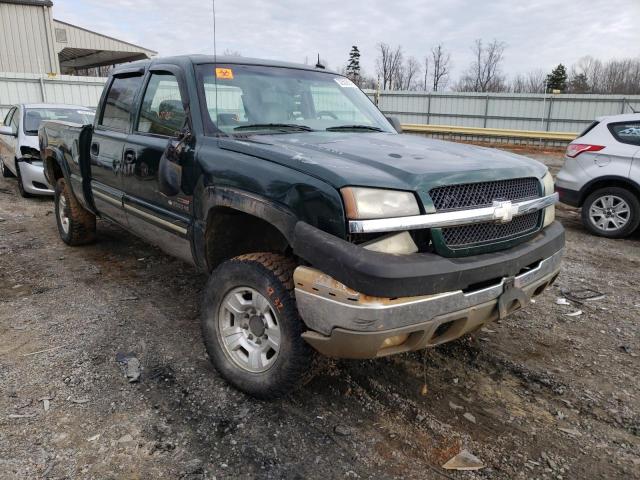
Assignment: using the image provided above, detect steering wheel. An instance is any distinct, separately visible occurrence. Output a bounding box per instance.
[316,111,338,120]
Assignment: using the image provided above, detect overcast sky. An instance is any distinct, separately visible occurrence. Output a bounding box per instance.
[54,0,638,84]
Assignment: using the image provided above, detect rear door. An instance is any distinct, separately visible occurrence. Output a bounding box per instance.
[120,67,194,263]
[90,72,144,226]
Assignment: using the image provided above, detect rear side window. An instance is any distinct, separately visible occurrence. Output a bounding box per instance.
[136,72,187,137]
[577,121,599,138]
[100,75,144,131]
[608,122,640,146]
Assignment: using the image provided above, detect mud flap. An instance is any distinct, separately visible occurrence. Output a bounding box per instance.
[497,277,528,319]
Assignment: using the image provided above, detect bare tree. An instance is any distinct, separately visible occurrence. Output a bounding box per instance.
[375,43,404,90]
[423,56,429,91]
[431,44,451,91]
[394,56,421,90]
[456,39,507,92]
[568,56,640,94]
[510,69,545,93]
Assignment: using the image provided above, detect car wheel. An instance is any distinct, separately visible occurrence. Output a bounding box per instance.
[581,187,640,238]
[15,160,33,198]
[201,253,311,399]
[54,177,96,245]
[0,158,14,178]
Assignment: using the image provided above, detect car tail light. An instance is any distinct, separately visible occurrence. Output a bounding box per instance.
[565,144,605,158]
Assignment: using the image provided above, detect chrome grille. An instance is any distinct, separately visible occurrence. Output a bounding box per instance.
[429,178,542,250]
[441,211,540,248]
[429,177,540,211]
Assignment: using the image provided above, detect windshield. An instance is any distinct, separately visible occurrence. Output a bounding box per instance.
[24,108,95,135]
[196,64,394,135]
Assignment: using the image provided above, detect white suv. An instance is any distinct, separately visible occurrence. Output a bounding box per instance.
[556,113,640,238]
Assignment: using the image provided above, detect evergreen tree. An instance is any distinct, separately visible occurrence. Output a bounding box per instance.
[546,64,568,92]
[569,73,589,93]
[346,46,361,85]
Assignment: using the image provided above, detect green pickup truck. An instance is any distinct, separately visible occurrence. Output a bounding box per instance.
[39,55,564,398]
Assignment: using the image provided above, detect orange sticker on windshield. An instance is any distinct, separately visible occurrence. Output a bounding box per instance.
[216,68,234,79]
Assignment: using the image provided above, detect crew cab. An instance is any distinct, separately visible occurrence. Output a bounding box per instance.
[40,55,564,398]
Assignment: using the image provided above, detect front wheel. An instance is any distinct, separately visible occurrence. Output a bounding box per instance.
[581,187,640,238]
[54,177,96,245]
[201,253,311,399]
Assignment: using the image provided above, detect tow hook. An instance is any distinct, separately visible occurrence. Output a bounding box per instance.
[498,277,528,319]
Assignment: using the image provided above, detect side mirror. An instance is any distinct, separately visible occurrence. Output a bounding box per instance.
[386,116,403,133]
[0,125,16,137]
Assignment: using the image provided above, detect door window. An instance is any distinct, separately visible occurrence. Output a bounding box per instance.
[99,75,144,132]
[609,122,640,146]
[136,72,187,137]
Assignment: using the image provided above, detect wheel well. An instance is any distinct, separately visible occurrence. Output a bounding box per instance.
[581,178,640,205]
[45,156,64,183]
[204,207,290,271]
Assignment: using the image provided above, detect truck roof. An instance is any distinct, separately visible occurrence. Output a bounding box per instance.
[111,54,337,76]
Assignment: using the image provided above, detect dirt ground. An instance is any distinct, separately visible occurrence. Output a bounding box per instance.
[1,150,639,480]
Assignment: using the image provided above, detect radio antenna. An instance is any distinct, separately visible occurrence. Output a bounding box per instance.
[212,0,218,59]
[212,0,219,133]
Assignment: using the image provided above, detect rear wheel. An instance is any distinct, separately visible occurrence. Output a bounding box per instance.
[0,158,14,178]
[15,161,32,198]
[201,253,311,399]
[54,177,96,245]
[581,186,640,238]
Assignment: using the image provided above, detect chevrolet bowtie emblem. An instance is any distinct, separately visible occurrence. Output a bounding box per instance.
[492,200,518,223]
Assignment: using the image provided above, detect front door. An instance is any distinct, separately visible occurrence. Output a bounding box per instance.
[0,107,18,174]
[90,74,144,226]
[121,69,194,263]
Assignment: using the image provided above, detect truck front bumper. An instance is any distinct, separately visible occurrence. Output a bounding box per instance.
[295,248,562,358]
[292,221,565,359]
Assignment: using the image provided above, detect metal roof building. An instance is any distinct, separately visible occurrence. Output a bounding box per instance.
[0,0,156,75]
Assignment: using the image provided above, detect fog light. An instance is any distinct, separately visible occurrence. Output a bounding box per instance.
[381,334,409,348]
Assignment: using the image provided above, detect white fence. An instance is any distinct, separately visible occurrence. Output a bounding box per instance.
[2,72,640,134]
[0,72,106,119]
[366,90,640,133]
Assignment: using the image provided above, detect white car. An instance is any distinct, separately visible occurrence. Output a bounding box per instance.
[0,104,94,197]
[556,113,640,238]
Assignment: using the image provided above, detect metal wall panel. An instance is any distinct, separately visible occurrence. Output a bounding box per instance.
[366,90,640,133]
[0,2,58,74]
[0,73,106,118]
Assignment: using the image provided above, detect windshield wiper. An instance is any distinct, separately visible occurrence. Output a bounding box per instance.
[233,123,314,132]
[326,125,383,132]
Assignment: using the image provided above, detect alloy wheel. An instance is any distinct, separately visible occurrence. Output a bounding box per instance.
[588,195,630,232]
[217,287,281,373]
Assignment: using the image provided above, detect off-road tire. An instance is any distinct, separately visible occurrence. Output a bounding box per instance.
[15,160,32,198]
[54,177,96,245]
[201,253,311,399]
[581,186,640,238]
[0,158,14,178]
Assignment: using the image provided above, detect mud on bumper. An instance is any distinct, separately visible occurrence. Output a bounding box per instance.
[294,248,563,359]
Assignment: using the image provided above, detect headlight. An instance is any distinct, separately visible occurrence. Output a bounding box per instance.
[341,187,420,220]
[541,171,555,227]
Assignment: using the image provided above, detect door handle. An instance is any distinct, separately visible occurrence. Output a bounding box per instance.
[91,142,99,155]
[124,150,136,164]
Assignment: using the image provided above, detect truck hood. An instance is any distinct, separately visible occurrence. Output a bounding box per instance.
[219,132,547,198]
